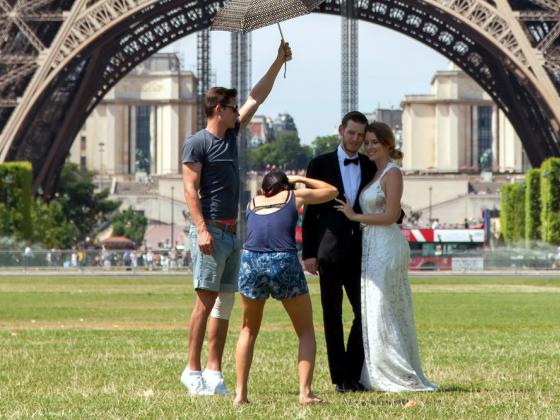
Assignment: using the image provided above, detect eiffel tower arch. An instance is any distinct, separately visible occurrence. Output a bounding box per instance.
[0,0,559,195]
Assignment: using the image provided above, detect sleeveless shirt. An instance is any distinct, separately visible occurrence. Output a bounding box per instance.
[244,192,298,252]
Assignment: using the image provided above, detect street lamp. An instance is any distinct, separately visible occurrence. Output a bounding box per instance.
[428,186,432,225]
[171,186,175,249]
[98,142,105,184]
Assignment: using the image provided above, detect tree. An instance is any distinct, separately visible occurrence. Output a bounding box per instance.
[112,206,148,246]
[249,132,312,171]
[55,163,121,243]
[311,135,339,157]
[0,162,120,248]
[31,198,79,249]
[249,142,275,170]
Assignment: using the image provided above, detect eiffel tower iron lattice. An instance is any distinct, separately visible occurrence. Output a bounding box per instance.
[0,0,559,195]
[341,0,358,117]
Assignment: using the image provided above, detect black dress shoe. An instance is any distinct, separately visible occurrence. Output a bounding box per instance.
[349,380,366,392]
[335,383,350,393]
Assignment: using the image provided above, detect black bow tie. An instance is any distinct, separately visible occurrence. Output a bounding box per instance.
[344,157,359,166]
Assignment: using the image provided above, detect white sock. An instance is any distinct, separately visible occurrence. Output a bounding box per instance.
[187,369,202,376]
[204,368,222,377]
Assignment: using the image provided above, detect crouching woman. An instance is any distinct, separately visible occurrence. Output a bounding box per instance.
[234,172,337,405]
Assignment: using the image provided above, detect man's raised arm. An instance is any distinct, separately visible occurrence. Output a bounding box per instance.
[238,41,292,130]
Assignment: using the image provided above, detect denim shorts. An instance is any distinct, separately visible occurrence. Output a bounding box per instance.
[238,250,308,300]
[189,224,240,293]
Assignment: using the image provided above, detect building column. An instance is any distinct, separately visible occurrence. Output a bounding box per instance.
[129,106,137,175]
[150,105,157,175]
[492,105,499,171]
[472,106,479,169]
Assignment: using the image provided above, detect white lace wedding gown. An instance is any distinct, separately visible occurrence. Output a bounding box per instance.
[359,162,437,392]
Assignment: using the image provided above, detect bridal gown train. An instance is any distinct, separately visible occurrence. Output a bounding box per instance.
[359,162,437,392]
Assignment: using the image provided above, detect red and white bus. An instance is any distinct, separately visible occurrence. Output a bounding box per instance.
[295,206,304,247]
[402,228,486,271]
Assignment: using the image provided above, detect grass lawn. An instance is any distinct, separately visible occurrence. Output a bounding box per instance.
[0,275,559,419]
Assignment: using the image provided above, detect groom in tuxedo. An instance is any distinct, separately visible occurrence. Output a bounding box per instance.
[302,111,375,392]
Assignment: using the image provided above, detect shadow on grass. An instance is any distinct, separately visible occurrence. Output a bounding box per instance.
[351,398,418,407]
[435,384,484,393]
[330,386,478,408]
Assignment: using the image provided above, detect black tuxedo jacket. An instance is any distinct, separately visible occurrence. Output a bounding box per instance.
[302,150,376,260]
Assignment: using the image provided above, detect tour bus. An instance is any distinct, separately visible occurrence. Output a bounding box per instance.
[402,227,486,271]
[295,206,487,271]
[295,206,304,248]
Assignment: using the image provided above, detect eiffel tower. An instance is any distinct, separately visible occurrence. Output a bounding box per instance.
[0,0,559,195]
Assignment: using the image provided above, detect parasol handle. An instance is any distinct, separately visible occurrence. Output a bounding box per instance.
[278,23,287,78]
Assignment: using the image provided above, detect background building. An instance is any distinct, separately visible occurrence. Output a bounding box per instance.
[401,173,507,228]
[67,53,197,248]
[365,108,403,149]
[248,112,299,148]
[69,53,197,179]
[273,113,298,136]
[365,108,402,130]
[401,63,530,173]
[248,115,274,148]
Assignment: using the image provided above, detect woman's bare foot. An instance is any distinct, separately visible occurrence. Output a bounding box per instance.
[234,397,249,406]
[299,393,326,405]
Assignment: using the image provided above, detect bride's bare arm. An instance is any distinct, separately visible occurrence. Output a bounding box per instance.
[335,169,403,225]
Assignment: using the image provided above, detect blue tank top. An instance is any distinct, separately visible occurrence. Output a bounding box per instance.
[244,192,298,252]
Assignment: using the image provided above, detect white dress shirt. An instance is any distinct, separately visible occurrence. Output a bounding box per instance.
[337,145,361,208]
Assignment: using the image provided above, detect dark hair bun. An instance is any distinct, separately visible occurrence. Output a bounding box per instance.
[390,149,404,160]
[261,171,290,197]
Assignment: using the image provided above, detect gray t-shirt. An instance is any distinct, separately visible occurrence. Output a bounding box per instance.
[181,124,239,220]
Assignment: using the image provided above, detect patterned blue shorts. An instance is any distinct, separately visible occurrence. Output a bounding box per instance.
[238,250,308,300]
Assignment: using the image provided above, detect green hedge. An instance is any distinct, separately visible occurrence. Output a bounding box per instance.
[524,169,541,243]
[500,184,515,245]
[0,162,33,240]
[500,182,525,246]
[540,157,560,245]
[516,182,526,241]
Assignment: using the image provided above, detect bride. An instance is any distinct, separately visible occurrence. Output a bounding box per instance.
[334,122,437,392]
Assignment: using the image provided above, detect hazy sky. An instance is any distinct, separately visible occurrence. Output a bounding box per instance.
[163,13,448,144]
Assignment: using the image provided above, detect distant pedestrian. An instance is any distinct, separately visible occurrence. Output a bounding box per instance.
[161,254,169,271]
[23,245,33,269]
[145,249,154,271]
[130,251,138,269]
[101,247,111,269]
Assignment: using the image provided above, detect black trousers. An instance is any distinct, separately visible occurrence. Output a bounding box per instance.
[317,229,364,386]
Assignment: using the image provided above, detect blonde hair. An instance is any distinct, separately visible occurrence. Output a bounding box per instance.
[366,122,403,160]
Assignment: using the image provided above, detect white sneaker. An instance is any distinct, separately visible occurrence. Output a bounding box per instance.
[180,368,212,396]
[202,369,229,396]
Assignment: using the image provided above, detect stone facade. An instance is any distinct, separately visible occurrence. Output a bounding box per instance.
[69,53,197,178]
[401,64,530,173]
